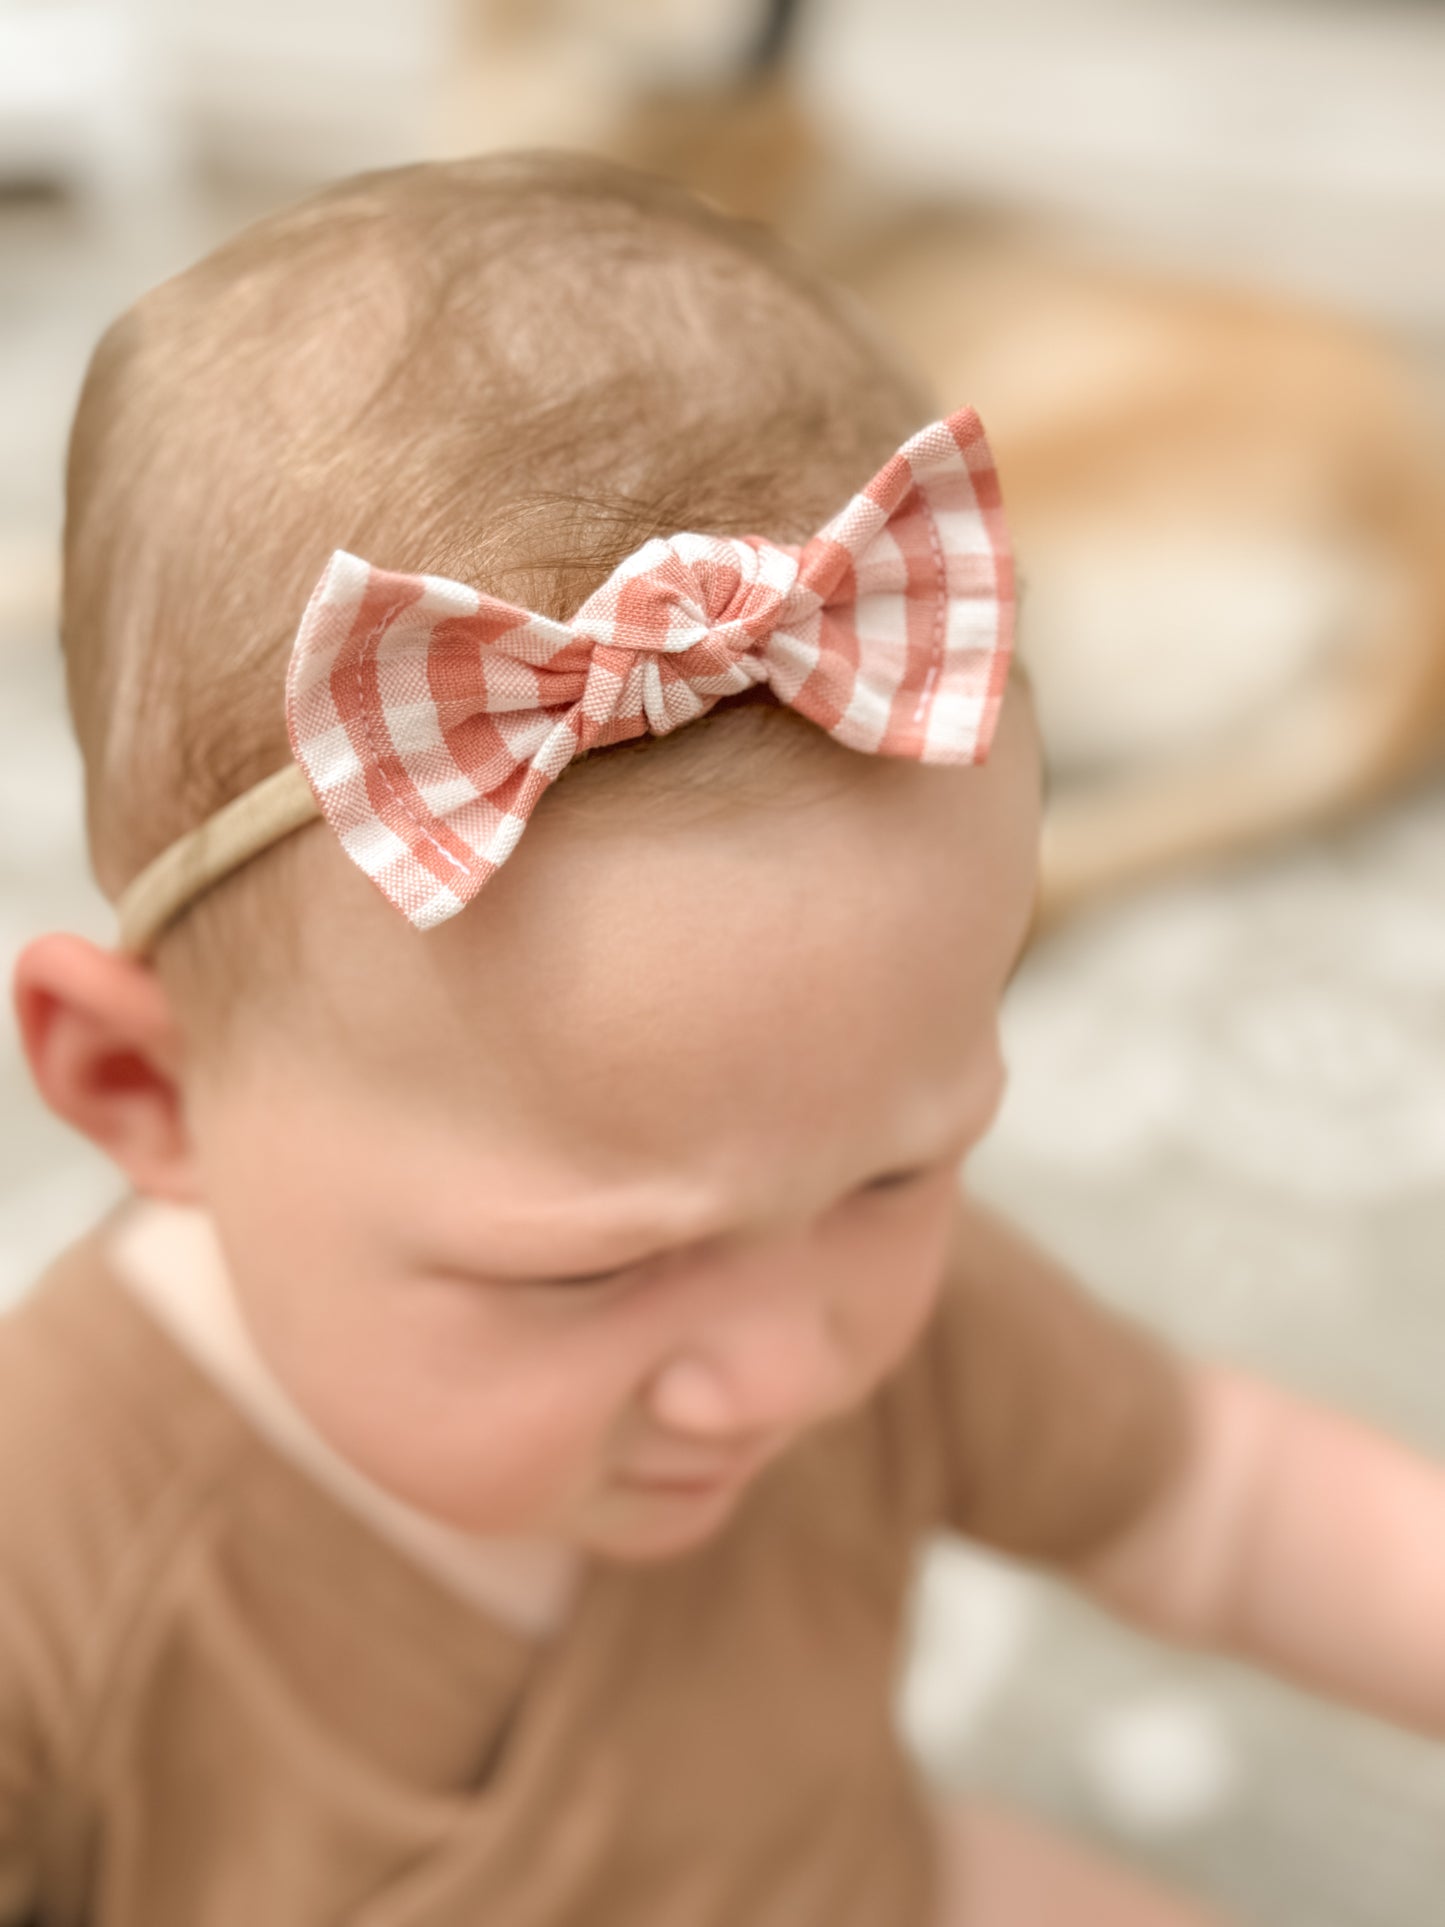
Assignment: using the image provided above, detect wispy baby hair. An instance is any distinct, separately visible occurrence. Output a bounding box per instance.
[62,150,931,935]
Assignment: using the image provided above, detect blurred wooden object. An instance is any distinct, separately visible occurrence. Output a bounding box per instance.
[853,235,1445,926]
[456,1,1445,923]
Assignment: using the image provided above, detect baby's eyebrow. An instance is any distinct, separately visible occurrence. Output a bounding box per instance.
[422,1168,731,1270]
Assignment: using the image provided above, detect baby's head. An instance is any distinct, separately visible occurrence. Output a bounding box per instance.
[18,154,1040,1561]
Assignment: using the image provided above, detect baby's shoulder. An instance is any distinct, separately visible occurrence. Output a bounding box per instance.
[0,1224,246,1716]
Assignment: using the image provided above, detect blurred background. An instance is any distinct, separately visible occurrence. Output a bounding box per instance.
[3,1,1445,1920]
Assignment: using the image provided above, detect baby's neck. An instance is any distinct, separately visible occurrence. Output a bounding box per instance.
[108,1198,581,1638]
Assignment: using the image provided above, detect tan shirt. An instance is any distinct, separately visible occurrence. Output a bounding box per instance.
[0,1202,1188,1926]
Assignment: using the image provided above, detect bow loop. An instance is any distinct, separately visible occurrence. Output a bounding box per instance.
[286,407,1012,930]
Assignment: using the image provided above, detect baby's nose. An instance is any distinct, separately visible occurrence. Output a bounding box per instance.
[643,1288,852,1444]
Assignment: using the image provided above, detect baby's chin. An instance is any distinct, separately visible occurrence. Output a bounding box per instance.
[574,1475,752,1565]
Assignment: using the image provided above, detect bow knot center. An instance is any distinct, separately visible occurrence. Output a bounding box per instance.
[574,532,801,665]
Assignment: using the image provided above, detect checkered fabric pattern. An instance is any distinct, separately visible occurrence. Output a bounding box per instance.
[285,407,1013,930]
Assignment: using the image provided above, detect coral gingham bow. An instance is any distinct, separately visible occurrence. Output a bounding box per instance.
[285,406,1013,930]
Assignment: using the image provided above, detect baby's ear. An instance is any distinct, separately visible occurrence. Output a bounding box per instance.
[12,933,200,1203]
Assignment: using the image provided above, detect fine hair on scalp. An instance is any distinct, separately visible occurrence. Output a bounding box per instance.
[61,150,933,1004]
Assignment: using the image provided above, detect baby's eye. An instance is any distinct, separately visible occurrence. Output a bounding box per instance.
[856,1164,932,1197]
[537,1263,637,1292]
[427,1259,641,1297]
[533,1249,676,1294]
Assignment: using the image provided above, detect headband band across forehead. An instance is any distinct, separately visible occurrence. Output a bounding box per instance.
[115,406,1014,953]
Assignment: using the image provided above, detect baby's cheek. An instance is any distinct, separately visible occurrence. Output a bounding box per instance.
[238,1272,622,1534]
[842,1189,958,1382]
[349,1340,625,1535]
[391,1386,601,1534]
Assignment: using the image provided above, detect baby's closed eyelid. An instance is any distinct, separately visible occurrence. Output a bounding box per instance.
[856,1164,934,1194]
[424,1257,639,1296]
[535,1261,642,1292]
[529,1242,691,1294]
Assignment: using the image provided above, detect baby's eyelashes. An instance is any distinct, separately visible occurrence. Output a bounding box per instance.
[536,1260,648,1292]
[854,1164,934,1195]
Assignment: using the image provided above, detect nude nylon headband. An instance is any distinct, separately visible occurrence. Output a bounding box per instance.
[115,406,1013,953]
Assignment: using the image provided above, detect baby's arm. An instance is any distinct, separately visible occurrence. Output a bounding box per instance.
[1072,1362,1445,1736]
[941,1200,1445,1738]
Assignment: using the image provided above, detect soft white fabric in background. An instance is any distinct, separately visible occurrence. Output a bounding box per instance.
[2,4,1444,1922]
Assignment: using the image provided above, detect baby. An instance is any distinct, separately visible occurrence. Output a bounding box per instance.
[4,152,1443,1927]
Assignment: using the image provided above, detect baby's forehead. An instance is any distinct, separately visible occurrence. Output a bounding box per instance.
[272,709,1038,1169]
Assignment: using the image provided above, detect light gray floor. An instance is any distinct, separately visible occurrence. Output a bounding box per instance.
[4,5,1445,1917]
[942,835,1445,1924]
